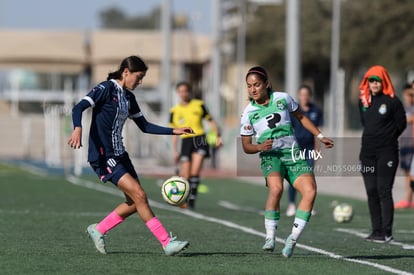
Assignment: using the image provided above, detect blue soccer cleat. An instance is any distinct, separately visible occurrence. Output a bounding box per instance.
[262,238,275,252]
[282,234,296,258]
[86,224,107,254]
[164,233,189,256]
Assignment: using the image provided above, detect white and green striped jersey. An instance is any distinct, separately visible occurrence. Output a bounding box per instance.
[240,91,299,150]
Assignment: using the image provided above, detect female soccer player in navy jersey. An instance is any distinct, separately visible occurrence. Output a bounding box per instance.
[68,56,193,256]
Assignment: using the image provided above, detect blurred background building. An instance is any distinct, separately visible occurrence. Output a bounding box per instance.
[1,0,414,175]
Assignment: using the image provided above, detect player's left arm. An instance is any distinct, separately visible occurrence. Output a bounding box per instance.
[393,97,407,138]
[292,109,334,148]
[132,115,193,135]
[130,98,193,135]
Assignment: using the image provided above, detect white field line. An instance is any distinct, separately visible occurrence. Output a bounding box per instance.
[66,176,413,275]
[335,228,414,251]
[219,199,414,252]
[16,162,48,177]
[218,200,264,215]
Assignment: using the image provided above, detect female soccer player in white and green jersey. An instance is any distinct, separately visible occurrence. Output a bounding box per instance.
[240,66,334,258]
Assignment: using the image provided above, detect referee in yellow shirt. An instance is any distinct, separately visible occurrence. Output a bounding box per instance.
[170,81,222,210]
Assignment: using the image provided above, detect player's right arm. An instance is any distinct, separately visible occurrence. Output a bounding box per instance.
[240,107,272,153]
[68,98,92,149]
[241,135,273,154]
[68,126,83,149]
[68,83,108,149]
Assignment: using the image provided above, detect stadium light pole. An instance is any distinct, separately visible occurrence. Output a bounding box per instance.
[210,0,222,120]
[160,0,172,121]
[234,0,283,117]
[328,0,342,136]
[285,0,301,99]
[235,0,247,118]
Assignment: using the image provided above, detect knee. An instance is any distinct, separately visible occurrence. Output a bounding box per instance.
[130,187,148,204]
[269,185,283,198]
[307,186,317,199]
[125,196,134,206]
[300,182,317,200]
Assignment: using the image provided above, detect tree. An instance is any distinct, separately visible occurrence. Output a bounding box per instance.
[240,0,414,129]
[98,6,189,30]
[341,0,414,72]
[243,0,414,82]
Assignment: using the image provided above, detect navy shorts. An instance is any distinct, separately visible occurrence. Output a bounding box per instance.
[89,152,138,185]
[400,147,414,170]
[180,135,210,162]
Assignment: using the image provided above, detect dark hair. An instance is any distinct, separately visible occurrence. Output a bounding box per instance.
[245,66,273,100]
[298,84,313,96]
[246,66,268,82]
[107,55,148,80]
[404,83,413,89]
[176,81,192,91]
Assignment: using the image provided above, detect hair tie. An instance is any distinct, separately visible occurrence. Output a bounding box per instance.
[248,70,267,77]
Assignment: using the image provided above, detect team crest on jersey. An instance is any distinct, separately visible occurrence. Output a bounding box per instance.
[244,125,252,131]
[378,104,387,115]
[276,100,285,110]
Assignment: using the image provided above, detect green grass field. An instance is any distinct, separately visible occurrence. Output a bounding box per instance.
[1,162,413,275]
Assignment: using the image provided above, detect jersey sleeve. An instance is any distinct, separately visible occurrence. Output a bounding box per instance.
[393,97,407,137]
[286,94,299,113]
[71,82,109,128]
[240,109,254,136]
[358,100,365,127]
[82,82,110,108]
[168,107,176,127]
[71,99,91,128]
[201,104,213,121]
[127,91,144,119]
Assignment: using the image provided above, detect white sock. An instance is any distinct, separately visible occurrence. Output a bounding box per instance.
[291,217,307,241]
[265,219,279,239]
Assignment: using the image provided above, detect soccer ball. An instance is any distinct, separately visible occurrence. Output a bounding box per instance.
[333,203,354,223]
[161,176,190,206]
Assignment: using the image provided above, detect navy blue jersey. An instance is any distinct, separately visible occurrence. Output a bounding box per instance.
[290,103,323,149]
[72,79,173,163]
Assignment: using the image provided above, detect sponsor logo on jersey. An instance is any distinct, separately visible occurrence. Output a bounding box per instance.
[378,104,387,115]
[387,161,393,167]
[276,100,286,110]
[252,113,260,121]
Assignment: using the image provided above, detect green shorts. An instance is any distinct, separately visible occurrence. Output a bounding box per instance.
[260,148,313,186]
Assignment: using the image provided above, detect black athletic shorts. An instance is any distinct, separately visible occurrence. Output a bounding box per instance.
[89,152,138,185]
[180,135,210,162]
